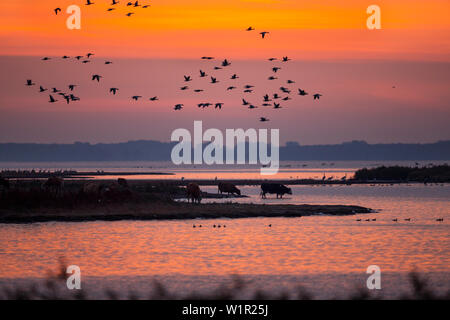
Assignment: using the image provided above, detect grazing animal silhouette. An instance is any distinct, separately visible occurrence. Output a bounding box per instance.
[218,182,241,196]
[186,183,202,204]
[261,183,292,199]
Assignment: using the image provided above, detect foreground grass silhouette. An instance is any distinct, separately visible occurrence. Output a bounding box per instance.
[1,260,448,300]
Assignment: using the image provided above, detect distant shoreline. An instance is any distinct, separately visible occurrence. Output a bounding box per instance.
[0,203,372,224]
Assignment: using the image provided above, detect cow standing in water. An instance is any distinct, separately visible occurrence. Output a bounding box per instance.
[260,183,292,199]
[186,183,202,204]
[218,182,241,196]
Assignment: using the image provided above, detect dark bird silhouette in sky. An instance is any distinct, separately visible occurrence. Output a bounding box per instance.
[268,58,277,61]
[184,75,192,82]
[244,89,253,93]
[280,87,290,94]
[39,86,47,92]
[210,77,218,84]
[214,66,222,70]
[227,86,236,90]
[82,60,90,63]
[248,104,257,109]
[199,70,207,77]
[242,99,250,105]
[52,88,61,93]
[313,93,322,100]
[111,0,119,4]
[126,13,134,17]
[298,89,308,96]
[272,67,281,73]
[221,59,231,67]
[282,96,291,101]
[86,53,94,58]
[215,103,224,109]
[62,55,70,59]
[42,57,51,61]
[282,56,291,62]
[260,31,269,39]
[86,0,94,6]
[246,26,255,31]
[180,86,189,90]
[287,80,295,84]
[263,94,271,102]
[244,85,254,89]
[92,74,102,82]
[260,117,269,122]
[273,93,280,99]
[105,61,113,64]
[48,95,57,103]
[75,55,83,60]
[110,87,119,95]
[149,96,158,101]
[132,95,142,101]
[25,80,35,86]
[201,56,214,60]
[231,74,239,80]
[68,85,77,91]
[54,8,61,15]
[194,89,204,92]
[273,103,281,109]
[174,104,183,110]
[268,76,277,80]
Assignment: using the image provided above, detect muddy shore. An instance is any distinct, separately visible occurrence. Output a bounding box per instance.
[0,202,371,224]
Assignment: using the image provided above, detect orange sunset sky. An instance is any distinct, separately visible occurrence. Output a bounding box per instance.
[0,0,449,144]
[1,0,450,60]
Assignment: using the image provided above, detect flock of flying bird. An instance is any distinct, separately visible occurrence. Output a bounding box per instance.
[25,52,323,122]
[26,2,324,122]
[54,0,151,17]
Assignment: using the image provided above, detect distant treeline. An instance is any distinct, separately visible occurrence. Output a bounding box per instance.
[354,165,450,182]
[0,140,449,162]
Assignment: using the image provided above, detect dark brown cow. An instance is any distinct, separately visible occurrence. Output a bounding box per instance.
[218,182,241,196]
[186,183,202,204]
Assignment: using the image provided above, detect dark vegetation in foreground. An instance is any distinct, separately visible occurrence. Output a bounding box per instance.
[0,261,448,300]
[354,165,450,182]
[0,179,371,223]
